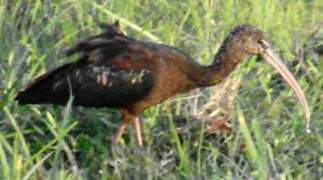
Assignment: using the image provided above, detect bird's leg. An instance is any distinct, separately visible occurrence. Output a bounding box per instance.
[113,109,132,145]
[113,109,143,146]
[113,120,130,146]
[133,117,143,147]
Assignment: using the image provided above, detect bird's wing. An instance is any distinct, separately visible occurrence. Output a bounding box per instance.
[16,27,155,108]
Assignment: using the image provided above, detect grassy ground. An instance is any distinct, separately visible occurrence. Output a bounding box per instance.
[1,0,322,179]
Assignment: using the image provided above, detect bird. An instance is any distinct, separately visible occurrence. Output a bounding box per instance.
[15,21,310,146]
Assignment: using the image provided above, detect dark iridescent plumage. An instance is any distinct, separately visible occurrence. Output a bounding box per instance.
[15,21,310,146]
[16,22,154,108]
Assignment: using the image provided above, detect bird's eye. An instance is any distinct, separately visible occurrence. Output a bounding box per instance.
[258,40,270,50]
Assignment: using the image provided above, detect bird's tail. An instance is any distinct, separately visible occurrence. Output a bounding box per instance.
[15,63,73,105]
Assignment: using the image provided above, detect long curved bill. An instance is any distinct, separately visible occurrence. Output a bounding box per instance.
[258,40,311,133]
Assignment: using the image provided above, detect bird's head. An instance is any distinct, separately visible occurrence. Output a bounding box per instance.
[221,24,311,132]
[223,24,265,55]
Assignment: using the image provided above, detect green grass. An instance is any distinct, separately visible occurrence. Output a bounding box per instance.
[1,0,323,179]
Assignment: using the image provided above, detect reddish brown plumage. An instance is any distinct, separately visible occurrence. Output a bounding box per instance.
[16,21,309,145]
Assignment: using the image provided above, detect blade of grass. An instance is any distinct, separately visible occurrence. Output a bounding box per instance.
[3,107,30,158]
[22,152,53,180]
[0,134,10,180]
[236,104,268,179]
[167,112,191,176]
[26,121,78,165]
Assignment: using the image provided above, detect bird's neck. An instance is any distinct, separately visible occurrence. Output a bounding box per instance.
[197,44,247,87]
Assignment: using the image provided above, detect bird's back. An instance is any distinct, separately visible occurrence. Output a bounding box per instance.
[15,22,201,111]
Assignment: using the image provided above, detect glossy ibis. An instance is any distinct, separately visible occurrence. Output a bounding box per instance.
[15,21,310,146]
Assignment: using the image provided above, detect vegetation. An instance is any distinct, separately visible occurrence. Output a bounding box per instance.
[0,0,322,179]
